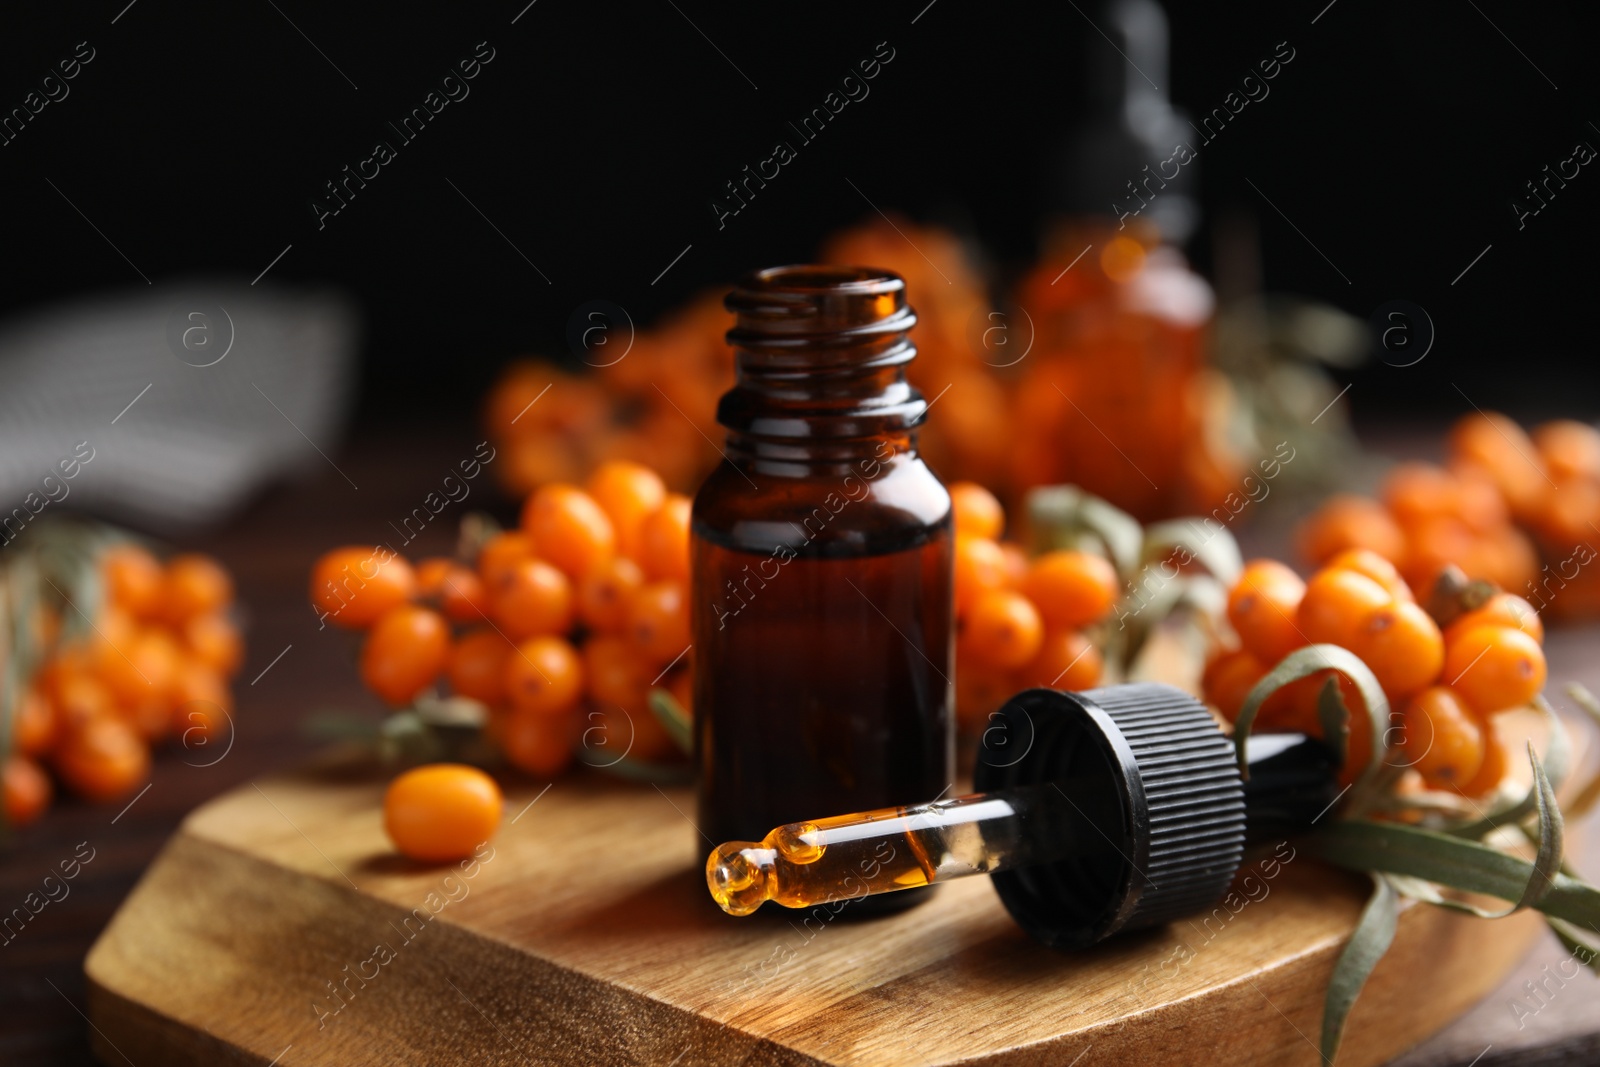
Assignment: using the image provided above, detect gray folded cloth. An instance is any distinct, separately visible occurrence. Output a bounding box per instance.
[0,283,358,535]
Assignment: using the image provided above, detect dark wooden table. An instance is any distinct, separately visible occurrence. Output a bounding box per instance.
[2,426,1597,1066]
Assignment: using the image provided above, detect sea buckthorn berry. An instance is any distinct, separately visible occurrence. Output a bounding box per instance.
[1349,601,1444,701]
[954,536,1009,617]
[1533,419,1600,483]
[55,717,150,802]
[492,558,574,639]
[99,627,181,720]
[1454,716,1508,798]
[577,556,645,634]
[436,565,489,623]
[102,543,163,619]
[14,688,55,758]
[1020,550,1119,630]
[499,707,578,777]
[1325,548,1413,603]
[1449,412,1547,519]
[583,636,650,709]
[949,481,1005,540]
[1227,560,1306,666]
[627,581,691,666]
[1445,592,1544,646]
[476,531,536,589]
[359,606,451,707]
[182,612,243,678]
[955,666,1015,731]
[999,543,1029,588]
[383,763,503,863]
[1442,624,1547,714]
[1295,494,1406,567]
[447,629,511,706]
[1297,568,1393,648]
[1201,649,1268,722]
[637,494,692,582]
[503,635,584,715]
[521,484,615,579]
[162,554,234,623]
[1381,463,1462,529]
[310,546,417,629]
[415,557,456,599]
[960,590,1044,670]
[1014,629,1102,692]
[586,460,667,560]
[3,756,52,827]
[1399,687,1484,790]
[1449,467,1512,533]
[51,672,115,733]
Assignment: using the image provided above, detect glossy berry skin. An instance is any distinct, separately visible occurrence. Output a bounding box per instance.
[1014,628,1102,691]
[1297,568,1393,648]
[54,717,150,803]
[1445,593,1544,646]
[948,481,1005,540]
[521,484,616,579]
[1020,550,1119,631]
[953,536,1008,617]
[476,532,536,589]
[1227,560,1306,667]
[447,630,512,705]
[576,556,645,634]
[102,543,163,620]
[626,582,691,666]
[383,763,503,863]
[1442,624,1547,714]
[310,547,416,629]
[503,636,584,716]
[586,460,667,560]
[1349,601,1444,701]
[959,590,1044,670]
[637,494,692,583]
[498,708,578,777]
[1400,686,1484,790]
[162,554,234,623]
[1325,548,1413,603]
[1201,649,1268,722]
[491,558,574,640]
[360,606,451,707]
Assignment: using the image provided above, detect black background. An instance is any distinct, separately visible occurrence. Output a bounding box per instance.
[2,0,1595,428]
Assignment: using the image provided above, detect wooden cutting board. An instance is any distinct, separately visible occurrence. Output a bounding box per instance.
[82,708,1566,1067]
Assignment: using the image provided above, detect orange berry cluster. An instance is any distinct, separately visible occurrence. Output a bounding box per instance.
[1298,412,1600,619]
[487,218,1241,522]
[1205,549,1548,793]
[309,460,693,779]
[949,482,1115,732]
[487,295,734,498]
[4,545,241,829]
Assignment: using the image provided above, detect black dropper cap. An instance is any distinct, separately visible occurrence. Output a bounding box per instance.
[972,683,1337,950]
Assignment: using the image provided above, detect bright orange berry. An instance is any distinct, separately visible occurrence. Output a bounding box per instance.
[476,531,536,589]
[1325,548,1413,603]
[576,556,645,634]
[498,707,578,777]
[54,717,149,803]
[1349,600,1444,701]
[586,460,667,560]
[954,536,1008,617]
[1227,560,1306,666]
[162,554,234,623]
[503,635,584,715]
[1014,629,1102,691]
[1297,567,1393,647]
[1399,687,1484,789]
[491,558,573,639]
[1442,624,1546,714]
[359,606,451,706]
[626,582,691,666]
[949,481,1005,540]
[102,543,163,619]
[522,484,615,579]
[383,763,502,863]
[447,629,512,706]
[637,494,692,582]
[1445,593,1543,646]
[960,590,1044,670]
[3,756,52,827]
[310,547,416,629]
[1020,550,1119,630]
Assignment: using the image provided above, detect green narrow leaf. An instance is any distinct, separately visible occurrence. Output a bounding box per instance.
[1545,917,1600,976]
[595,753,694,785]
[1142,518,1244,588]
[1306,818,1600,930]
[1232,644,1389,785]
[1316,675,1350,768]
[649,687,694,755]
[1321,874,1399,1063]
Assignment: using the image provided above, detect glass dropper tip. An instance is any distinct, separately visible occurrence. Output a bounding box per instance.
[707,842,776,916]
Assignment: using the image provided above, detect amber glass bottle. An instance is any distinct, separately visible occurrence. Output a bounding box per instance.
[692,266,953,911]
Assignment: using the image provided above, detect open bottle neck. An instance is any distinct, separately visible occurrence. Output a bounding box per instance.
[718,265,928,452]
